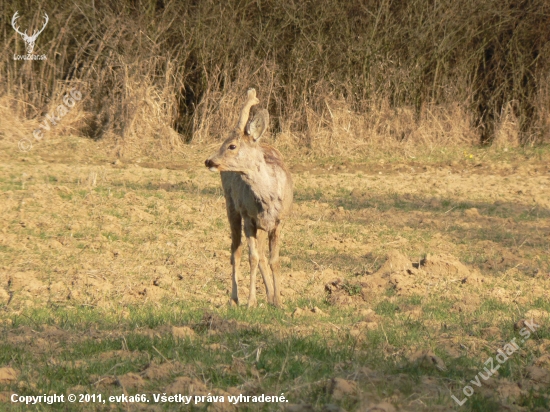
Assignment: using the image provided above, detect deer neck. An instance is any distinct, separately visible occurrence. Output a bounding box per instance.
[240,151,277,205]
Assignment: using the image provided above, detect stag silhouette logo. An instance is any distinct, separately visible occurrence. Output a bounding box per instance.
[12,11,49,55]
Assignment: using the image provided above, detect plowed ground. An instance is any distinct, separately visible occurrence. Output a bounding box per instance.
[0,137,549,411]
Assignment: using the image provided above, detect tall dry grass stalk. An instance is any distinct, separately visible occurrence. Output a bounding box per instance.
[1,0,549,155]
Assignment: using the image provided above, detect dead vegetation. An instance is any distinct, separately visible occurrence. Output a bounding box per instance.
[1,1,550,410]
[1,0,550,157]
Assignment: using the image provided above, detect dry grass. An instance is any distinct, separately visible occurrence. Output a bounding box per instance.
[2,4,550,409]
[0,139,549,410]
[1,0,550,156]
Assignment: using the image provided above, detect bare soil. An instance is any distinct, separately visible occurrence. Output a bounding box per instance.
[0,137,549,411]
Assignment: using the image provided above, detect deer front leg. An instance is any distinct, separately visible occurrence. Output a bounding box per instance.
[269,224,283,307]
[257,229,274,305]
[228,212,242,306]
[243,218,260,308]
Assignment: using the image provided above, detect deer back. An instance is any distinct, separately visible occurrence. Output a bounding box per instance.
[206,89,293,231]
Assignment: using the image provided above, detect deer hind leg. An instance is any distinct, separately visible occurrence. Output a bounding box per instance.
[228,211,243,306]
[243,218,260,308]
[268,224,283,307]
[257,229,274,305]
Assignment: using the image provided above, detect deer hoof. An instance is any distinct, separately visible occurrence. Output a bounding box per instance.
[271,296,283,308]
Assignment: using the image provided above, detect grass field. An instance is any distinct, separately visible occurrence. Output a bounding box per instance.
[0,137,549,411]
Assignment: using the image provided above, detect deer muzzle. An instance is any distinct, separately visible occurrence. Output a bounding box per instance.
[205,158,219,172]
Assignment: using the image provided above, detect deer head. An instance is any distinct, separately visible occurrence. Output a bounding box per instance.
[205,88,270,174]
[12,11,49,55]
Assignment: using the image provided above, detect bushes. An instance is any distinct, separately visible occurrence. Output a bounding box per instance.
[1,0,549,152]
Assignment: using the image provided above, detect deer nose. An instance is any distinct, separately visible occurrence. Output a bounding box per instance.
[205,159,213,168]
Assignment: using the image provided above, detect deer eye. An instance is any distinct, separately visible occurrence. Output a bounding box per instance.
[228,144,237,150]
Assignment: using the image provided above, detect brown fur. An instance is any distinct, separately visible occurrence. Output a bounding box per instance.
[205,89,293,307]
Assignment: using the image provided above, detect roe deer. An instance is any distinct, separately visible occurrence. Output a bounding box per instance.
[205,88,293,308]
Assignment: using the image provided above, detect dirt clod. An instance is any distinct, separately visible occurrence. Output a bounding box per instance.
[311,306,327,316]
[366,402,396,412]
[172,326,195,340]
[408,350,447,371]
[199,312,241,333]
[286,404,315,412]
[141,362,182,380]
[117,372,145,389]
[464,208,481,217]
[0,392,13,402]
[292,308,303,318]
[374,250,412,277]
[0,288,9,305]
[165,376,208,395]
[322,404,347,412]
[524,309,549,323]
[420,253,473,279]
[526,366,550,384]
[496,380,522,402]
[0,367,18,383]
[328,377,357,400]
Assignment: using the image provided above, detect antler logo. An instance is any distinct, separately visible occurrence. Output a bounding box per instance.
[12,11,49,55]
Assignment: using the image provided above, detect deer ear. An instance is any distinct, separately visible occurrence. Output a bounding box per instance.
[245,106,269,142]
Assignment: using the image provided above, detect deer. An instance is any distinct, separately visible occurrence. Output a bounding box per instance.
[12,11,49,55]
[205,89,293,308]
